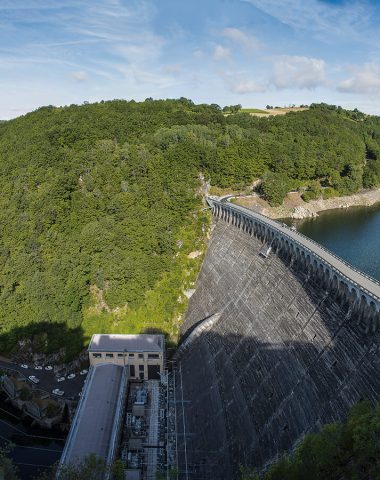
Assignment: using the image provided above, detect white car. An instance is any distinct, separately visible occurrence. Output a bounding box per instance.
[28,375,39,384]
[79,369,88,375]
[21,364,28,369]
[34,366,43,370]
[45,366,53,371]
[52,389,64,396]
[57,377,65,382]
[67,373,76,379]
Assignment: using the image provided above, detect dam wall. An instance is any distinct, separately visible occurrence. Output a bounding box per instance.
[175,200,380,479]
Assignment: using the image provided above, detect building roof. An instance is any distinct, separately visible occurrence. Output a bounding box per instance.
[88,334,164,353]
[59,363,128,469]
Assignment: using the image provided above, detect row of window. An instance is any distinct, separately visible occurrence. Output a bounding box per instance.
[92,352,160,359]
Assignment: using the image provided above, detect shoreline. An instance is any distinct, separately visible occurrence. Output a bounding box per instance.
[233,188,380,220]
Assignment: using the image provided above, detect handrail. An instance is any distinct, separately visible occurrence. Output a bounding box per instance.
[207,197,380,303]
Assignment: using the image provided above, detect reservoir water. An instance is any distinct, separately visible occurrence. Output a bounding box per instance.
[292,203,380,282]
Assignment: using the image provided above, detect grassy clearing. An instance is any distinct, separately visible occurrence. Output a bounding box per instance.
[241,108,268,114]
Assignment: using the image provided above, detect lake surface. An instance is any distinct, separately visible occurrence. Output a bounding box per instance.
[291,203,380,282]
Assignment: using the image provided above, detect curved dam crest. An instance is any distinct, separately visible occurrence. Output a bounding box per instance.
[175,198,380,479]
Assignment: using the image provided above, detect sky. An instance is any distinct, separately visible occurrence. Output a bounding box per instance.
[1,0,380,119]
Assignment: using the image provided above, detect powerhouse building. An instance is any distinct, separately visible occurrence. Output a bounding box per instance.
[59,334,165,478]
[88,334,165,380]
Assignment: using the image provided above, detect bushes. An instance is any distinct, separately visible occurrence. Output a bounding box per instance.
[322,187,339,199]
[301,181,322,202]
[260,171,290,206]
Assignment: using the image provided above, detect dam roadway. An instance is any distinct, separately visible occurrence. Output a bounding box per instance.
[209,196,380,314]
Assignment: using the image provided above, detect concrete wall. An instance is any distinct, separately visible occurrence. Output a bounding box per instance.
[175,212,380,479]
[89,352,163,380]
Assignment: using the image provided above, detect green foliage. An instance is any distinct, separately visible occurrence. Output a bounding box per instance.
[322,187,339,199]
[34,454,122,480]
[0,445,19,480]
[0,99,379,358]
[243,400,380,480]
[223,104,242,113]
[260,171,290,206]
[301,181,322,202]
[0,99,216,358]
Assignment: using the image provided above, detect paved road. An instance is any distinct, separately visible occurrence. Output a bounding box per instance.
[209,197,380,302]
[0,360,86,399]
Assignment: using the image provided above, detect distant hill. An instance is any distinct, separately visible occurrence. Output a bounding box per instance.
[0,99,379,359]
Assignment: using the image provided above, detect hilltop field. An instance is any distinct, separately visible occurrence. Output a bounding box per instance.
[241,106,309,117]
[0,100,379,360]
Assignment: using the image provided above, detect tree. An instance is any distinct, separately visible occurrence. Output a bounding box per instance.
[260,171,290,206]
[0,445,19,480]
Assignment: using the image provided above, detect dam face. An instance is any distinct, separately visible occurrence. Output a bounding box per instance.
[175,216,380,479]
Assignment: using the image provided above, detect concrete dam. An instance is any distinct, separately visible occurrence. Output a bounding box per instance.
[174,198,380,479]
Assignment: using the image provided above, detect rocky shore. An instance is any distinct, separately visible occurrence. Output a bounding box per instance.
[234,188,380,220]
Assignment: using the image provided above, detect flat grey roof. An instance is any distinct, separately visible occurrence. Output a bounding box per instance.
[59,363,127,467]
[88,334,164,353]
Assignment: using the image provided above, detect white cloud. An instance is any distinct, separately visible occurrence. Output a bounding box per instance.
[214,45,230,61]
[70,70,88,81]
[338,63,380,94]
[231,79,266,94]
[222,72,266,94]
[272,55,326,89]
[221,27,261,51]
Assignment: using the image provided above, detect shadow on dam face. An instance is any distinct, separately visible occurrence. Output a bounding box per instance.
[175,220,380,480]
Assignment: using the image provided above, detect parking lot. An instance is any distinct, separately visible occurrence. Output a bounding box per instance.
[0,359,87,399]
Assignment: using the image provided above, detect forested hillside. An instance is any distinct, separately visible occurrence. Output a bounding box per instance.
[0,99,379,358]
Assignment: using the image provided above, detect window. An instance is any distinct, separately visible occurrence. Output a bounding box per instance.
[129,353,134,357]
[93,353,102,358]
[138,353,144,359]
[130,365,135,377]
[117,353,124,358]
[106,353,114,358]
[139,365,144,371]
[148,354,159,359]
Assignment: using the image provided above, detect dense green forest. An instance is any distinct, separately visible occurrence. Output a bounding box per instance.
[1,98,380,358]
[241,400,380,480]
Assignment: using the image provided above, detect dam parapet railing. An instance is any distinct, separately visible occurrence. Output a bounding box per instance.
[206,196,380,328]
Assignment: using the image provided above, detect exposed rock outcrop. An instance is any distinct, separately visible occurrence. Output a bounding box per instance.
[290,206,318,219]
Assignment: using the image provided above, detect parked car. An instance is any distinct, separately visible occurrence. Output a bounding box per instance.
[45,365,53,371]
[79,369,88,375]
[34,366,43,370]
[67,373,76,379]
[52,388,64,396]
[28,375,39,384]
[57,377,65,382]
[21,364,28,369]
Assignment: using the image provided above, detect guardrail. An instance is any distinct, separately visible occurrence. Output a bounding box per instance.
[207,197,380,303]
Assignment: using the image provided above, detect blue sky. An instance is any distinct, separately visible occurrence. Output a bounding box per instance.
[1,0,380,118]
